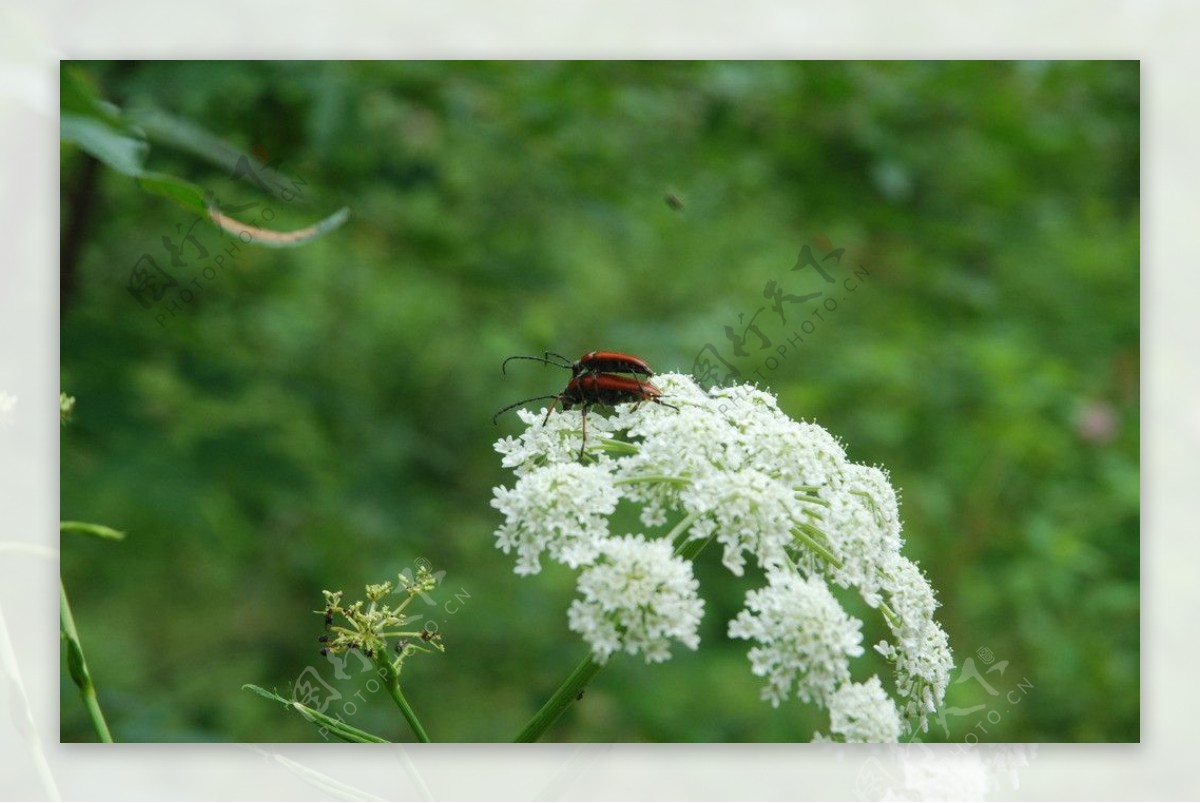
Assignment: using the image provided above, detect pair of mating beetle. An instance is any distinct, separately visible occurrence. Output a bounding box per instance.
[493,350,679,458]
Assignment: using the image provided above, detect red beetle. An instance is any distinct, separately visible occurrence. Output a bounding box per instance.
[502,350,656,385]
[493,372,679,459]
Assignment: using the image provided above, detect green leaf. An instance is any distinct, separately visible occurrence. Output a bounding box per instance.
[65,637,89,691]
[60,67,128,130]
[290,700,389,743]
[136,172,209,217]
[127,106,306,199]
[60,113,148,177]
[242,685,389,743]
[242,683,290,703]
[61,74,349,249]
[60,521,126,541]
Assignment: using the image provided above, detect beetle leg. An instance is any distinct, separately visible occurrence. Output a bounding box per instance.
[542,397,561,425]
[578,405,589,460]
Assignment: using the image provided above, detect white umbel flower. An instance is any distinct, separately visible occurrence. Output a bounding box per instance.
[680,468,796,576]
[728,571,864,707]
[567,534,704,664]
[494,407,619,478]
[491,462,619,574]
[822,464,903,607]
[874,555,954,724]
[492,371,953,738]
[823,677,903,743]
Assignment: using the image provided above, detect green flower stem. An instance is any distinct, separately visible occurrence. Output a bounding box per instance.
[792,522,842,569]
[673,520,712,561]
[665,510,702,552]
[614,475,690,486]
[514,649,604,743]
[849,489,885,526]
[514,513,714,743]
[879,602,901,630]
[59,580,114,742]
[791,524,904,631]
[60,521,126,540]
[598,438,640,454]
[377,660,430,743]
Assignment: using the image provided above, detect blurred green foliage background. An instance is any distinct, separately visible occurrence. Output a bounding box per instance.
[59,61,1138,743]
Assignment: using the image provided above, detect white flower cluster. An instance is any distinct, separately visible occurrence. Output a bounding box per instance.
[873,556,955,723]
[567,535,704,664]
[819,676,903,743]
[492,461,619,574]
[727,571,863,707]
[491,372,953,739]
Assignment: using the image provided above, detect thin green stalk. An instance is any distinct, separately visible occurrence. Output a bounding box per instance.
[673,522,713,562]
[59,521,125,540]
[514,512,713,743]
[879,602,902,630]
[791,522,842,569]
[614,474,690,486]
[597,438,640,455]
[849,489,884,526]
[381,663,430,743]
[514,651,604,743]
[791,524,903,633]
[666,510,702,552]
[244,684,388,742]
[293,701,390,743]
[59,580,113,742]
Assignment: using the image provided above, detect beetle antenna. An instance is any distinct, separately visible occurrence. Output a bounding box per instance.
[492,394,562,424]
[502,354,573,374]
[543,351,575,366]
